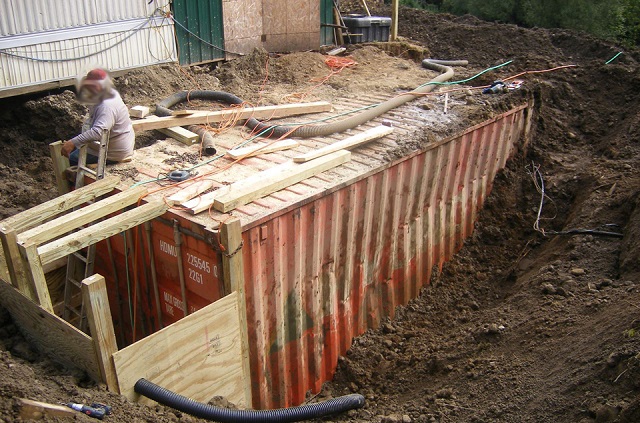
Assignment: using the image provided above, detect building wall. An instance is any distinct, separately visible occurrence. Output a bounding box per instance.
[222,0,322,56]
[0,0,177,97]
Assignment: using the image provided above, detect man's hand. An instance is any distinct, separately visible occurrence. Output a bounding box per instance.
[61,140,75,157]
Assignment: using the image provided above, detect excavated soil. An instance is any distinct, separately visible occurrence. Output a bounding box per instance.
[1,6,639,423]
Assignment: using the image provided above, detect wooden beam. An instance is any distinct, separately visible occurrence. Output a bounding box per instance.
[18,398,78,420]
[217,219,252,405]
[226,139,300,160]
[19,243,53,313]
[48,141,70,195]
[360,0,371,16]
[112,292,248,407]
[82,274,119,392]
[131,101,333,132]
[18,186,148,246]
[214,150,351,213]
[143,115,199,145]
[167,179,215,204]
[182,186,231,215]
[293,125,393,163]
[0,279,100,381]
[391,0,399,41]
[333,7,344,45]
[0,228,32,298]
[37,201,169,266]
[1,176,119,233]
[129,105,150,118]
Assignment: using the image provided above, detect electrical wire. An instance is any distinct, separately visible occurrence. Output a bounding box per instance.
[166,12,244,56]
[605,51,623,64]
[527,162,623,238]
[0,16,155,62]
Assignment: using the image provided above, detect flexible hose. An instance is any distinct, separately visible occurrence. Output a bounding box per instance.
[134,378,365,423]
[155,59,467,142]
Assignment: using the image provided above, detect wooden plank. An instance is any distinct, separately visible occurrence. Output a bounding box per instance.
[38,201,169,266]
[183,186,231,215]
[0,228,30,296]
[391,0,399,41]
[217,220,252,405]
[131,101,333,132]
[48,141,70,194]
[19,243,53,313]
[226,139,300,160]
[1,176,120,233]
[19,186,148,246]
[112,292,248,407]
[167,179,215,204]
[0,242,9,282]
[18,398,78,420]
[0,280,100,380]
[214,150,351,213]
[143,115,199,145]
[82,274,119,392]
[129,105,150,118]
[293,125,393,163]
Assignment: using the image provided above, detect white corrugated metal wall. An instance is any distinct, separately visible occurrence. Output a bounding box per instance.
[0,0,177,96]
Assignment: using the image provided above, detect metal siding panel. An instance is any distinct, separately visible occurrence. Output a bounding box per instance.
[0,24,176,91]
[173,0,224,65]
[241,108,528,409]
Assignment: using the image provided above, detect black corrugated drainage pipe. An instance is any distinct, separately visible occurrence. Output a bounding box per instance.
[134,378,365,423]
[155,59,467,150]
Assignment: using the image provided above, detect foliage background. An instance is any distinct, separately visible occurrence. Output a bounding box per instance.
[383,0,639,46]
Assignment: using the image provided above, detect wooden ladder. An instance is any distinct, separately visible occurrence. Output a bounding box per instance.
[63,131,109,329]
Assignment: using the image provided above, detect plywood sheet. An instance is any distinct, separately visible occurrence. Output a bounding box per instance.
[112,292,248,407]
[0,279,100,381]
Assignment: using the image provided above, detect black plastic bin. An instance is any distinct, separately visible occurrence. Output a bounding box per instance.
[341,15,392,43]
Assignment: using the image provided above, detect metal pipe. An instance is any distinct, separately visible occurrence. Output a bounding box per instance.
[173,220,189,317]
[144,221,163,329]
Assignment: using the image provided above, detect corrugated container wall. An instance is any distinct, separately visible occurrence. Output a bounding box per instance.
[0,0,176,96]
[241,106,530,408]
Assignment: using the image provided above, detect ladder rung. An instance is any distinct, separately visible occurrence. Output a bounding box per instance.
[72,251,87,263]
[66,277,82,288]
[77,166,97,177]
[64,305,82,316]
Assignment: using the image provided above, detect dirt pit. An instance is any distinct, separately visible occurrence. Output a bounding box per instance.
[0,5,639,423]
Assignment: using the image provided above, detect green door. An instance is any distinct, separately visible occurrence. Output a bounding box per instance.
[320,0,335,45]
[172,0,225,65]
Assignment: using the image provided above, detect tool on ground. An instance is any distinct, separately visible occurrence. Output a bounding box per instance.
[62,129,110,331]
[65,403,106,420]
[168,169,191,182]
[482,80,508,94]
[91,402,113,415]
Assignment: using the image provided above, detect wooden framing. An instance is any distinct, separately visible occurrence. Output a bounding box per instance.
[391,0,399,41]
[35,201,169,266]
[131,101,332,132]
[213,150,352,213]
[141,115,199,145]
[0,178,253,410]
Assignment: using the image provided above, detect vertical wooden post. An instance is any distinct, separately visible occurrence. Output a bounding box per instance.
[0,227,33,298]
[333,7,344,45]
[391,0,399,41]
[49,141,70,195]
[219,218,252,406]
[19,243,53,313]
[82,274,119,392]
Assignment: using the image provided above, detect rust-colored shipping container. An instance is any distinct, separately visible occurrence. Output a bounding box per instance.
[87,99,530,408]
